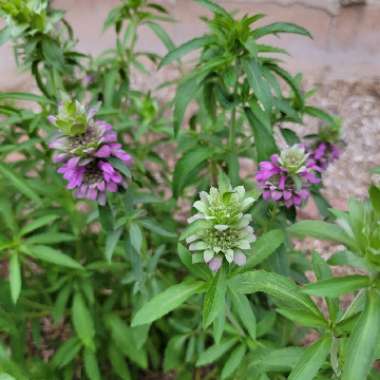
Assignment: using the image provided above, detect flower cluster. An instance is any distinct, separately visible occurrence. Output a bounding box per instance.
[256,145,320,208]
[307,119,342,171]
[186,184,256,272]
[49,98,132,205]
[309,142,340,171]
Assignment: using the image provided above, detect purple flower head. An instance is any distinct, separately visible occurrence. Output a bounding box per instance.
[256,145,320,208]
[49,98,133,204]
[57,158,125,205]
[309,142,341,171]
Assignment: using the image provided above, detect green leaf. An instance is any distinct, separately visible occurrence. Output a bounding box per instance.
[19,215,59,236]
[242,59,272,111]
[245,229,284,269]
[268,64,304,109]
[231,270,323,319]
[203,268,226,328]
[105,228,122,262]
[303,276,370,298]
[0,164,41,205]
[244,106,277,162]
[369,185,380,213]
[140,219,176,239]
[196,338,238,366]
[164,335,187,371]
[42,38,65,69]
[9,254,21,304]
[277,308,327,329]
[172,147,211,197]
[83,348,102,380]
[23,245,83,270]
[195,0,232,18]
[145,21,175,51]
[254,347,304,372]
[252,22,312,39]
[0,92,50,104]
[327,250,368,271]
[288,220,354,247]
[108,344,131,380]
[132,280,204,326]
[342,290,380,380]
[229,290,256,340]
[105,315,147,369]
[221,345,246,379]
[72,292,95,349]
[52,337,81,368]
[159,36,213,68]
[304,106,335,124]
[177,244,210,281]
[25,232,75,245]
[129,223,143,253]
[288,336,332,380]
[173,73,205,135]
[311,252,339,320]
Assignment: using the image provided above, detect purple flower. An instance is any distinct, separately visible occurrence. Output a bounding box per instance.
[309,142,341,171]
[49,102,133,204]
[57,158,124,205]
[256,146,321,208]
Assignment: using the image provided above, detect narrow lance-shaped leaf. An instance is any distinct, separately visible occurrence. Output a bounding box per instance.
[172,147,211,197]
[0,163,41,205]
[22,245,83,270]
[342,290,380,380]
[252,22,312,39]
[195,0,232,18]
[202,268,227,328]
[221,345,246,380]
[230,270,323,319]
[244,106,278,162]
[242,58,272,111]
[302,275,370,298]
[83,348,102,380]
[245,229,284,269]
[196,338,238,367]
[288,220,354,247]
[105,228,122,262]
[159,35,213,68]
[288,336,332,380]
[9,254,22,304]
[229,289,256,340]
[145,21,176,51]
[72,292,95,349]
[132,280,204,326]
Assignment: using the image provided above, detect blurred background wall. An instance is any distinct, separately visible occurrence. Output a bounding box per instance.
[1,0,380,208]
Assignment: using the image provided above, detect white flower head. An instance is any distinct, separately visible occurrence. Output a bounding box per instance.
[186,180,256,271]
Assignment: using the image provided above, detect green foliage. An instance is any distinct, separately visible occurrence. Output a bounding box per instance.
[0,1,378,379]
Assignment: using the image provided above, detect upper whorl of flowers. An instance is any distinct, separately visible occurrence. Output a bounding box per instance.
[186,179,256,272]
[48,97,132,205]
[308,121,342,171]
[256,145,320,208]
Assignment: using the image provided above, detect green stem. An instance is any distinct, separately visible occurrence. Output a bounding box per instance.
[228,100,237,152]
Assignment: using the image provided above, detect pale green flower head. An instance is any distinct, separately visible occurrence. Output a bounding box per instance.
[48,97,99,137]
[186,178,256,272]
[278,145,308,174]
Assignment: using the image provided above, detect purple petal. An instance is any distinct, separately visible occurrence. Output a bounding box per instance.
[209,257,222,272]
[95,145,112,158]
[233,252,246,266]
